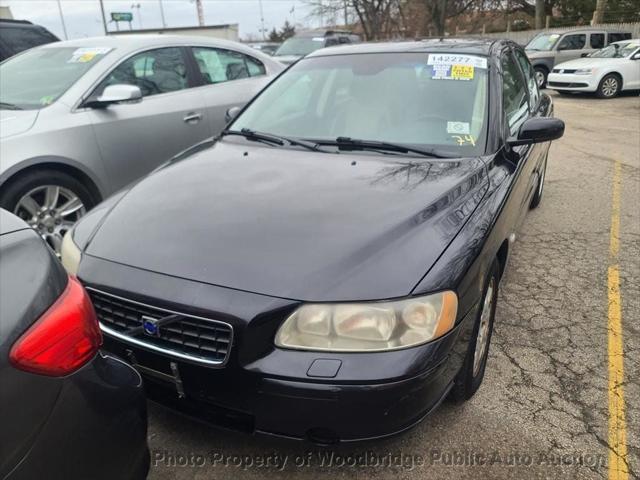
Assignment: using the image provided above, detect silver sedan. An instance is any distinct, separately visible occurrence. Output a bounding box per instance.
[0,35,283,251]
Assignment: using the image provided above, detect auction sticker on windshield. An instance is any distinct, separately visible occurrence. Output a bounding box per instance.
[68,47,112,63]
[428,54,487,81]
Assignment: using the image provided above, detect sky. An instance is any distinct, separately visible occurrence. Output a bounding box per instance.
[0,0,316,40]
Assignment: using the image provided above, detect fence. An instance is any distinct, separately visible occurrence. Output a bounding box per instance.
[462,22,640,45]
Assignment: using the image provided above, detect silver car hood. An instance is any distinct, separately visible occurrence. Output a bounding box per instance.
[0,110,39,139]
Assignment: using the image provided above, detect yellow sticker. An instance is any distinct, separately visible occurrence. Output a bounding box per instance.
[40,95,55,105]
[77,52,97,63]
[452,135,476,146]
[451,65,474,80]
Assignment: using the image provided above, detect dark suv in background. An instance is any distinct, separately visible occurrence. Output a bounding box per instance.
[0,19,59,61]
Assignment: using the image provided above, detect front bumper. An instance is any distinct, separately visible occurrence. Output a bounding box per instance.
[547,72,598,91]
[79,255,477,443]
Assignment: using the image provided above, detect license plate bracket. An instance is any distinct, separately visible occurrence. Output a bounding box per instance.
[126,349,186,399]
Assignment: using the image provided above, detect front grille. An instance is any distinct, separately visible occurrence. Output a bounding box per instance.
[548,81,589,88]
[552,68,577,73]
[88,289,232,366]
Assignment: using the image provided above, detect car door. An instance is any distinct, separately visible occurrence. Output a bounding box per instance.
[501,48,539,228]
[555,33,588,65]
[189,46,273,135]
[619,47,640,89]
[85,47,211,192]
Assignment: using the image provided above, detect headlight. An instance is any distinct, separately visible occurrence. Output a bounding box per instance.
[60,229,82,275]
[275,291,457,352]
[574,68,594,75]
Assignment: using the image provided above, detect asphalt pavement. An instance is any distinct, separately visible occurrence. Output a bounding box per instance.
[146,91,640,480]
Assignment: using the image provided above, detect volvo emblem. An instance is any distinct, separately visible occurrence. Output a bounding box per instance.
[142,316,160,336]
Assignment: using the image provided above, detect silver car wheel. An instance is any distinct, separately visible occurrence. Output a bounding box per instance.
[14,185,86,253]
[601,77,618,97]
[473,277,495,377]
[535,70,546,88]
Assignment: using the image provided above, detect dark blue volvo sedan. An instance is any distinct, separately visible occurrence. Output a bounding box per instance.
[61,39,564,443]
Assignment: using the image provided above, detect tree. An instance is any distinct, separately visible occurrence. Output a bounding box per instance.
[267,20,297,42]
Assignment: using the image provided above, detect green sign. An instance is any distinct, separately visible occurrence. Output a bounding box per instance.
[111,12,133,22]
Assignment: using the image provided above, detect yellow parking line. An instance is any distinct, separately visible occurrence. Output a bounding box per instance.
[608,160,628,480]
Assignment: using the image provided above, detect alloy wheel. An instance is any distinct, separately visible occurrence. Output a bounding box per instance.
[473,277,495,377]
[601,77,618,98]
[535,70,546,88]
[14,185,86,253]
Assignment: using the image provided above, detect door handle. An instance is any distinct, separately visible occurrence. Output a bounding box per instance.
[183,112,202,124]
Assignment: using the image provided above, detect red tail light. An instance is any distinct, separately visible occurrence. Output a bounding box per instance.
[9,276,102,377]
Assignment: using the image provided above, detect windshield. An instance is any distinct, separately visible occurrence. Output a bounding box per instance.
[590,42,638,58]
[232,52,489,156]
[275,37,325,57]
[0,46,112,110]
[526,33,561,51]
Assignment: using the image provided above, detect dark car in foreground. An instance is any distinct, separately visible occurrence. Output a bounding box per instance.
[0,209,149,479]
[62,39,564,443]
[0,19,58,61]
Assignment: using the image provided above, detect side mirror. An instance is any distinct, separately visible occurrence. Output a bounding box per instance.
[508,117,565,147]
[88,84,142,108]
[225,105,242,123]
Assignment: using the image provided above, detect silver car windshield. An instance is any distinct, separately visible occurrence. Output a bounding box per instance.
[526,34,561,51]
[0,46,112,110]
[232,53,489,156]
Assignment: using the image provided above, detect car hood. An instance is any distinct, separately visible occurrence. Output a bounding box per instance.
[0,109,39,139]
[85,141,488,302]
[525,50,554,59]
[553,57,624,69]
[273,54,301,65]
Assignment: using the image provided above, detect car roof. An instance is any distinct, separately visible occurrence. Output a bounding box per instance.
[0,209,30,236]
[37,34,254,54]
[306,38,502,58]
[535,28,631,35]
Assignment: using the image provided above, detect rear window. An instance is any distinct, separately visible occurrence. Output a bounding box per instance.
[608,32,632,43]
[0,25,57,57]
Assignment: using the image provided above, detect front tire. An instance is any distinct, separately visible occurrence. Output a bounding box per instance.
[597,74,621,99]
[534,66,548,89]
[450,260,499,402]
[0,169,97,252]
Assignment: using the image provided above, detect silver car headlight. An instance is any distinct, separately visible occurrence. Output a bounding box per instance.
[275,291,458,352]
[574,68,594,75]
[60,229,82,276]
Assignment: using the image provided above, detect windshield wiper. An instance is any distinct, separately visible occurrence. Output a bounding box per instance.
[0,102,23,110]
[315,137,448,158]
[220,128,324,153]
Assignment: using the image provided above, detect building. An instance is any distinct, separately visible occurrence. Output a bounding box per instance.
[0,6,14,19]
[108,24,239,42]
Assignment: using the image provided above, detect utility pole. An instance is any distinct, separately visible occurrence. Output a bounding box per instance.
[259,0,266,39]
[158,0,167,28]
[56,0,68,39]
[195,0,205,26]
[99,0,108,34]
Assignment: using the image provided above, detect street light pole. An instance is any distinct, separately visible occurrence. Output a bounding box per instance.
[258,0,266,40]
[98,0,108,34]
[158,0,167,28]
[56,0,68,39]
